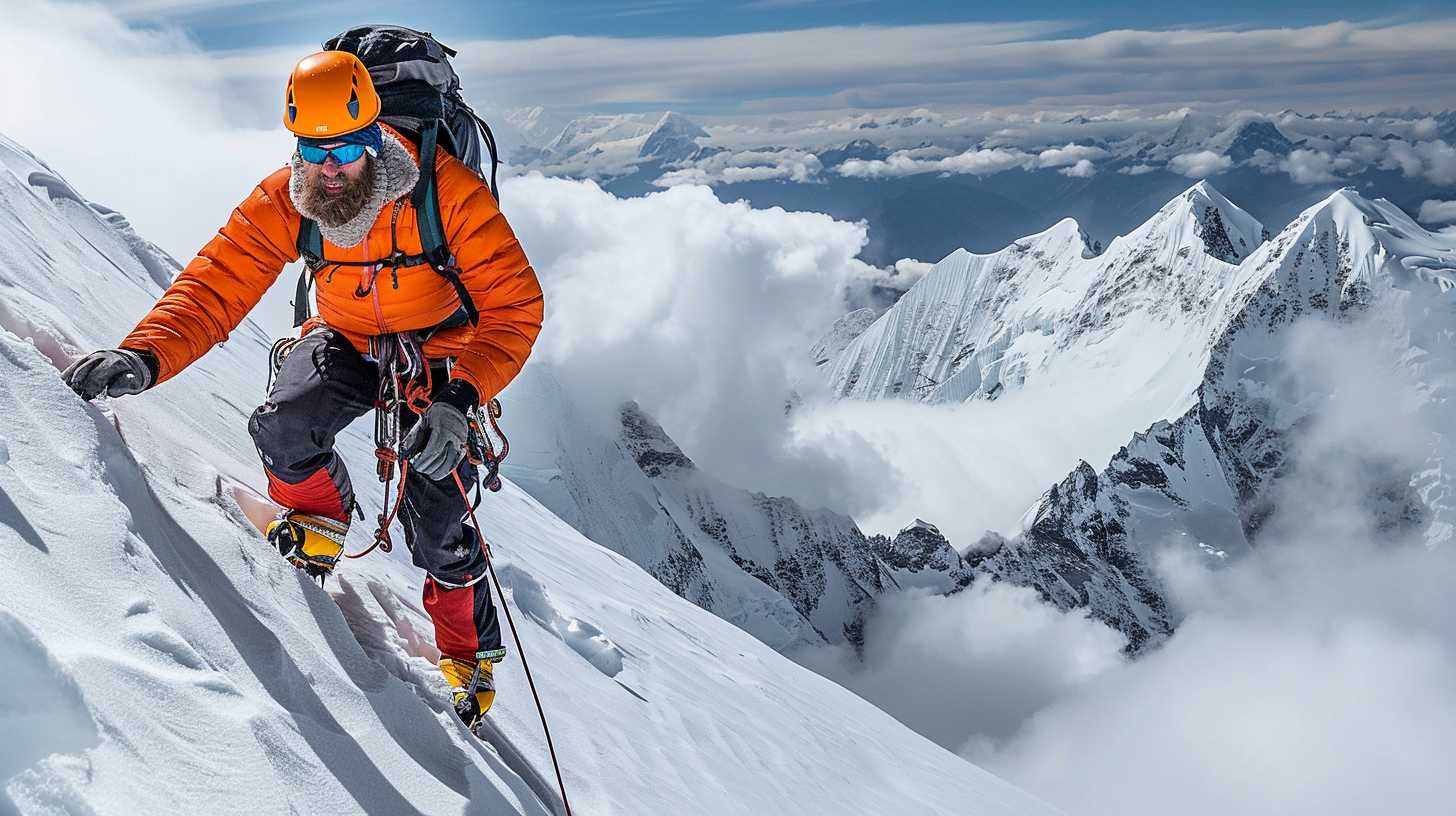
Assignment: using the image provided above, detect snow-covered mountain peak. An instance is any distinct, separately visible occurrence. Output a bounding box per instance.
[619,400,697,476]
[1116,180,1266,264]
[824,186,1277,514]
[650,111,706,139]
[1208,117,1297,161]
[639,111,708,162]
[1013,216,1095,259]
[977,184,1456,651]
[1241,187,1456,303]
[1158,110,1223,153]
[901,518,943,536]
[810,306,879,365]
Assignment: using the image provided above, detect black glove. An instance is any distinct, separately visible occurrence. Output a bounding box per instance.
[400,380,478,480]
[62,348,158,401]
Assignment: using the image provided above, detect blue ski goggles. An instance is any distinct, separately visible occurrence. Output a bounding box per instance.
[297,143,370,165]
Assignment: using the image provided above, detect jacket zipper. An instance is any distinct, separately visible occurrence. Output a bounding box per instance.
[363,201,403,334]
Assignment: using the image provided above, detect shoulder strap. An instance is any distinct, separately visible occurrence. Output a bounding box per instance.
[286,129,482,332]
[412,120,480,327]
[294,218,324,328]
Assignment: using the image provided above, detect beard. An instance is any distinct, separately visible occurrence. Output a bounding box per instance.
[299,158,375,228]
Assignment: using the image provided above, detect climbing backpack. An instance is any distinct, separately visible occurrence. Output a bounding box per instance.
[292,25,501,329]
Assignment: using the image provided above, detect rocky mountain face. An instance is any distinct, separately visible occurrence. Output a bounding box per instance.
[499,368,970,652]
[970,189,1456,650]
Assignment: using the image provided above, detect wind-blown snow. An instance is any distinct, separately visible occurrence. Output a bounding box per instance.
[0,130,1058,815]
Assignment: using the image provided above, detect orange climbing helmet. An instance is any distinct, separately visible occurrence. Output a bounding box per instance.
[283,51,381,137]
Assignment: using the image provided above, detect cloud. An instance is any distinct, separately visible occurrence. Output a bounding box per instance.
[463,19,1456,115]
[1383,139,1456,185]
[936,147,1032,176]
[1036,143,1108,168]
[836,146,1033,179]
[0,1,290,261]
[1279,148,1344,184]
[792,381,1160,546]
[1415,140,1456,186]
[983,603,1456,815]
[1168,150,1233,178]
[101,15,1456,122]
[791,581,1127,751]
[501,174,890,510]
[844,257,935,311]
[653,148,823,187]
[1418,199,1456,224]
[975,315,1456,815]
[1118,164,1158,175]
[1058,159,1096,178]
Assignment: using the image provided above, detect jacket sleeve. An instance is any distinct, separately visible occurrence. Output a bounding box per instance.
[120,167,299,383]
[436,158,544,402]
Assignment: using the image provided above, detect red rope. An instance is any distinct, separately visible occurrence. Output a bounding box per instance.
[345,458,409,560]
[452,471,574,816]
[347,356,568,810]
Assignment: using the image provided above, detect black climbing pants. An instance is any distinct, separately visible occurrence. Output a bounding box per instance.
[248,329,502,662]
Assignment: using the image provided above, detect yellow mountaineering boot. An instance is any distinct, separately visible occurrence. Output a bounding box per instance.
[265,511,348,578]
[441,649,507,733]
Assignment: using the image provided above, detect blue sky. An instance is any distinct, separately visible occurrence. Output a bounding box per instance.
[108,0,1445,50]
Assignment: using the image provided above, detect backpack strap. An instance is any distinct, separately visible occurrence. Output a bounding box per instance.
[287,124,482,332]
[412,120,480,327]
[294,217,324,328]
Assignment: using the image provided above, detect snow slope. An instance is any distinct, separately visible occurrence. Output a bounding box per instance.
[825,183,1266,432]
[0,131,1057,815]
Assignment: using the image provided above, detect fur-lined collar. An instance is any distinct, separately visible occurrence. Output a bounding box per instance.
[288,129,420,249]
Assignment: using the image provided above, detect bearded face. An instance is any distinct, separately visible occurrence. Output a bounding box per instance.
[299,155,375,228]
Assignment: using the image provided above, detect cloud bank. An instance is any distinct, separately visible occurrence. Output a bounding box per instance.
[502,174,890,511]
[809,314,1456,816]
[1169,150,1233,178]
[835,142,1109,179]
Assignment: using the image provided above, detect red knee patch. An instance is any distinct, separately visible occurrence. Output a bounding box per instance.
[424,576,479,661]
[265,467,347,522]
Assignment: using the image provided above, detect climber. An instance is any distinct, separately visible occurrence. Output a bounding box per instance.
[61,49,542,730]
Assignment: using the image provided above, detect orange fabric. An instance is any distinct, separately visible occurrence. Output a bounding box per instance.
[120,126,543,402]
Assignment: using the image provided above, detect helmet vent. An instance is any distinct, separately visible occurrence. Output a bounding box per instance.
[347,88,360,119]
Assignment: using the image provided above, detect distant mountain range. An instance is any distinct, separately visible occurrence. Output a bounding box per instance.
[495,107,1456,279]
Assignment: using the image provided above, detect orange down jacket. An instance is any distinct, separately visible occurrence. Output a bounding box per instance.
[120,126,543,402]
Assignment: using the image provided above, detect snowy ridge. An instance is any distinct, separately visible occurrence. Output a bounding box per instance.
[526,111,707,175]
[810,306,878,365]
[975,188,1456,649]
[638,112,709,164]
[0,131,1058,814]
[824,183,1268,483]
